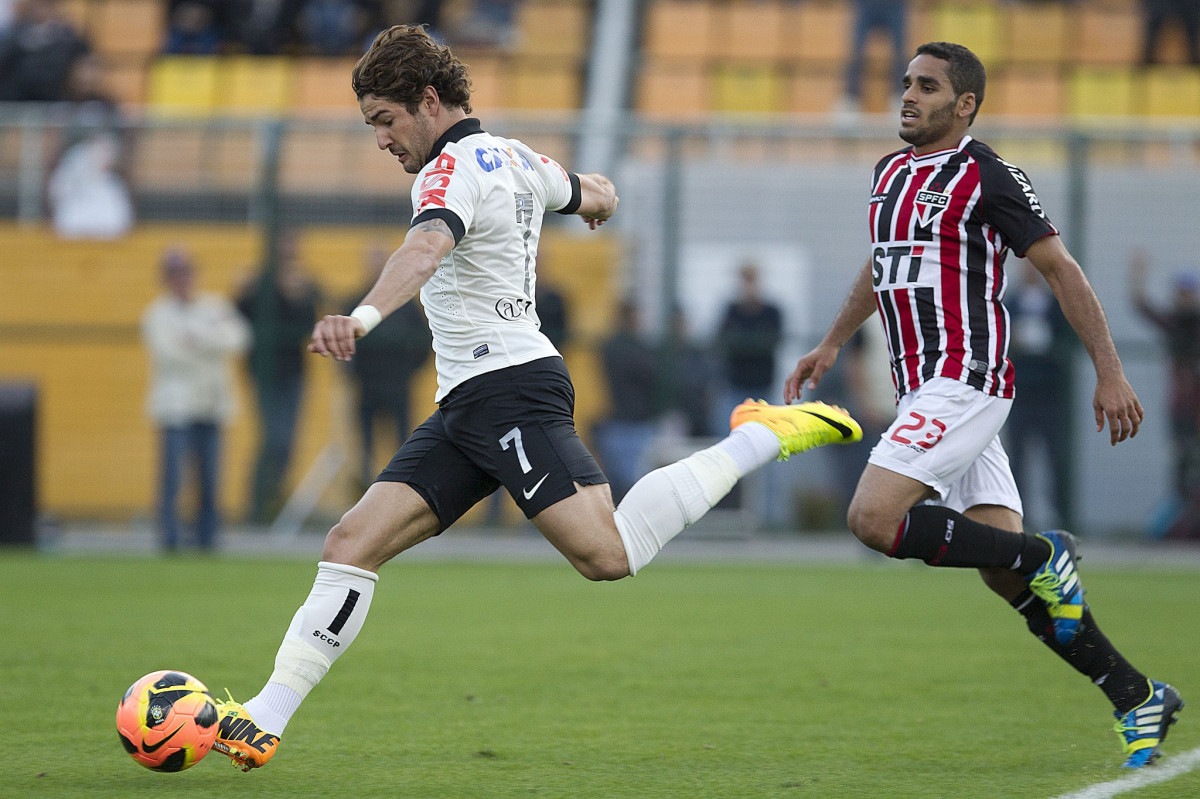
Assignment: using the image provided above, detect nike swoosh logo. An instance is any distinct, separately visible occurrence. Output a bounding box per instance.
[142,724,185,753]
[802,410,854,439]
[522,473,550,500]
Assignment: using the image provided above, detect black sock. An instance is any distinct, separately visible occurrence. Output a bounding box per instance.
[1012,589,1151,714]
[888,505,1051,573]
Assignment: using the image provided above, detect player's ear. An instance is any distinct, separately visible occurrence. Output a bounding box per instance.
[422,85,440,115]
[957,92,977,120]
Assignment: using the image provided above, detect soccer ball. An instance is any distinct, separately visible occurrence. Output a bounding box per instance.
[115,670,219,772]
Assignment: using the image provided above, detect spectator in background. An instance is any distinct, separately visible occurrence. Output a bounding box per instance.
[237,232,322,524]
[534,278,569,353]
[0,0,90,102]
[714,262,783,424]
[454,0,518,49]
[836,0,909,115]
[658,305,716,439]
[299,0,375,55]
[1129,250,1200,507]
[46,53,134,239]
[714,263,786,525]
[343,242,431,490]
[142,247,250,552]
[405,0,445,42]
[1005,258,1074,531]
[229,0,305,54]
[0,1,17,32]
[594,299,660,502]
[1140,0,1200,65]
[164,1,223,55]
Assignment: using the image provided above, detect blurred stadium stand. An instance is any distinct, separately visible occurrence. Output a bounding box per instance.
[3,0,1200,536]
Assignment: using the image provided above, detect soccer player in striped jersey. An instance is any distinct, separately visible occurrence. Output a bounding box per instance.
[743,42,1182,768]
[209,24,863,771]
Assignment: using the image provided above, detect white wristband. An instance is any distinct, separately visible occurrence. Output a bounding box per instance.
[349,305,382,335]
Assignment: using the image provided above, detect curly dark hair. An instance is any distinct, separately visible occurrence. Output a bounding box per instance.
[915,41,986,124]
[352,25,473,114]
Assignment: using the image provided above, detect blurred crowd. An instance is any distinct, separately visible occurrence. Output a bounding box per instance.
[0,0,523,106]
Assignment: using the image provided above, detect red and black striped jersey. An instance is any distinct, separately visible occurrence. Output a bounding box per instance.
[867,135,1058,402]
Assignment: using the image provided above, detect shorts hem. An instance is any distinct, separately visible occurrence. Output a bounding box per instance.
[867,451,945,499]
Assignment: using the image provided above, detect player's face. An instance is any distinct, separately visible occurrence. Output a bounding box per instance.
[360,94,439,174]
[898,54,972,154]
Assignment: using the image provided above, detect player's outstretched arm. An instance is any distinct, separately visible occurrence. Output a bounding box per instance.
[308,218,454,362]
[785,258,876,403]
[1026,234,1144,445]
[575,172,618,230]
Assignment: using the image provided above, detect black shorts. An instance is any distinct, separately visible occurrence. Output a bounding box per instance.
[377,356,608,530]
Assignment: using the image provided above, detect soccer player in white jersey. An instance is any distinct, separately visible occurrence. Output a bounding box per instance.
[209,24,862,771]
[736,42,1182,768]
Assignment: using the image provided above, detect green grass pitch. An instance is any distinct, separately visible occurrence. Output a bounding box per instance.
[3,551,1197,798]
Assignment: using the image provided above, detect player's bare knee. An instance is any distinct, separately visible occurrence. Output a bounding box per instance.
[321,516,359,564]
[846,503,898,553]
[573,550,630,582]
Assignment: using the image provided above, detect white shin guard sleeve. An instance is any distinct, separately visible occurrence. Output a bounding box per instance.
[614,446,740,575]
[266,561,378,697]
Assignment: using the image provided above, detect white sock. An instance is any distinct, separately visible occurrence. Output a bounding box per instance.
[243,561,378,736]
[614,443,742,575]
[716,422,782,473]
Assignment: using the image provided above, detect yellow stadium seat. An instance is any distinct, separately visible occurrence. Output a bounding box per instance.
[1003,2,1069,65]
[90,0,165,58]
[928,2,1002,65]
[1067,67,1136,117]
[711,63,784,114]
[1073,7,1141,66]
[147,57,219,116]
[905,5,932,56]
[131,127,209,187]
[459,52,507,112]
[988,68,1064,117]
[292,58,357,115]
[508,59,581,110]
[103,57,149,106]
[644,0,715,60]
[636,58,709,118]
[1142,67,1200,116]
[786,68,842,114]
[714,0,787,63]
[60,0,91,30]
[516,0,590,58]
[220,57,293,115]
[783,1,853,66]
[281,130,351,192]
[209,128,260,190]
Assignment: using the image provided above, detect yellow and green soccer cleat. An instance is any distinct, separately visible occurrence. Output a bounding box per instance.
[212,692,280,772]
[730,399,862,460]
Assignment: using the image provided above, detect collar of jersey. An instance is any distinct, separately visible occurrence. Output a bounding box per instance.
[425,117,484,167]
[908,134,972,169]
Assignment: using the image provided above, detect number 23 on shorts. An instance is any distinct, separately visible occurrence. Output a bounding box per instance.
[890,411,946,449]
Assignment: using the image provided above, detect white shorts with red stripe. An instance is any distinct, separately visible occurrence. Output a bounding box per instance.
[867,377,1023,516]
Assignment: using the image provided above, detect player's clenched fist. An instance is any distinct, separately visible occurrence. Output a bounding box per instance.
[308,314,367,361]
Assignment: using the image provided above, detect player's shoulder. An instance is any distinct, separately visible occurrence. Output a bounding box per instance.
[873,146,912,172]
[962,137,1005,167]
[964,138,1038,189]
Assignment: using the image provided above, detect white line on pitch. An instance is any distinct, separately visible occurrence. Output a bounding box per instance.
[1052,745,1200,799]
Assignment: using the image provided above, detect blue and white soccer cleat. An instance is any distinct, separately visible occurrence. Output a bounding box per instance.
[1025,530,1084,645]
[1114,680,1184,768]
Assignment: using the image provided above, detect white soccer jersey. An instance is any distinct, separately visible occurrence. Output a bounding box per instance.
[409,118,581,400]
